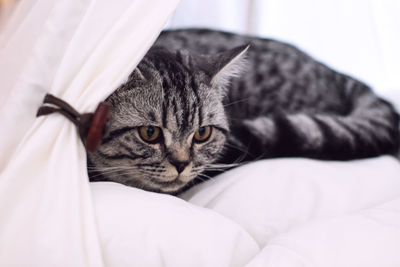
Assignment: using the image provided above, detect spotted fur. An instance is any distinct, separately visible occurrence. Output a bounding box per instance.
[88,29,400,194]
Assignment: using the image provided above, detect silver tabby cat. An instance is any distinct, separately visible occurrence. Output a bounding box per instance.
[88,29,400,194]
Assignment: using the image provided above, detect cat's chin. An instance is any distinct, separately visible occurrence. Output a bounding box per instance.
[177,173,194,183]
[150,172,191,183]
[143,173,201,195]
[141,176,185,194]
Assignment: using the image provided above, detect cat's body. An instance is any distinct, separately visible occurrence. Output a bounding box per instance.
[88,29,400,194]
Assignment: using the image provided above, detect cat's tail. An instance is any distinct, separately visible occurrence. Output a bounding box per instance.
[230,84,400,161]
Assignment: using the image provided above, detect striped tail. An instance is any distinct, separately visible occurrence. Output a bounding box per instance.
[227,85,400,161]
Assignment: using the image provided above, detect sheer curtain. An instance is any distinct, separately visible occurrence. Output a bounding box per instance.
[0,0,180,265]
[166,0,400,95]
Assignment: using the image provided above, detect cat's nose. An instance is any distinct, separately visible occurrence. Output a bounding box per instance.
[170,160,189,174]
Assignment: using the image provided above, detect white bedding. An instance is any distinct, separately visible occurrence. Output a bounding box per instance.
[91,156,400,267]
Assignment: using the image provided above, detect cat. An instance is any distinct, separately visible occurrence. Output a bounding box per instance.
[87,28,400,195]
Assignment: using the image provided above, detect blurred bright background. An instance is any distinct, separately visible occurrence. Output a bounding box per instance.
[1,0,399,96]
[166,0,400,97]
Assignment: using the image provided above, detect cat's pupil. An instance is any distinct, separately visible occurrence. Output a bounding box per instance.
[147,126,155,137]
[198,127,206,137]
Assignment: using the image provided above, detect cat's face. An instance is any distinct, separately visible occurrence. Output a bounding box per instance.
[88,45,247,194]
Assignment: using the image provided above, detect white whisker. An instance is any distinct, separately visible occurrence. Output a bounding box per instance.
[223,97,250,107]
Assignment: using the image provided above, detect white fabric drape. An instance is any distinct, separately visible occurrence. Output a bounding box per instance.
[0,0,180,265]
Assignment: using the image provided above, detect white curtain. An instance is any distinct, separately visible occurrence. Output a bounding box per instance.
[166,0,400,95]
[0,0,180,265]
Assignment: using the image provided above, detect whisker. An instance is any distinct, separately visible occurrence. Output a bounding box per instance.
[205,162,241,168]
[195,173,219,187]
[138,169,163,177]
[89,168,128,175]
[223,97,250,107]
[88,165,137,171]
[139,166,165,169]
[89,169,131,179]
[197,173,213,180]
[88,168,137,177]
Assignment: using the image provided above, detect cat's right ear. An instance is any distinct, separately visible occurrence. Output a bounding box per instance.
[194,44,249,89]
[129,67,147,82]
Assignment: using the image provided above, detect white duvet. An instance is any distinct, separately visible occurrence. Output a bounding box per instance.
[92,156,400,267]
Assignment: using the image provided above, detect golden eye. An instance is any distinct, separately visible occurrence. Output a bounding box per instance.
[139,126,161,143]
[194,126,212,143]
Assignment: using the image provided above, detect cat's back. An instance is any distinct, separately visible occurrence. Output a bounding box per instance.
[155,29,351,118]
[156,28,294,55]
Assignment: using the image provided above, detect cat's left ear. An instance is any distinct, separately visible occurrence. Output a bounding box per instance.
[195,44,250,88]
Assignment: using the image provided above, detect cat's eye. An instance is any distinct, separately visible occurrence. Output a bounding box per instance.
[139,126,161,143]
[194,126,212,143]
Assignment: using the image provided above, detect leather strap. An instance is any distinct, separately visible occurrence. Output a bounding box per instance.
[36,94,110,152]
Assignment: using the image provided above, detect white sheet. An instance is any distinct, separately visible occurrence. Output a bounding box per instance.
[91,156,400,267]
[186,157,400,267]
[92,182,259,267]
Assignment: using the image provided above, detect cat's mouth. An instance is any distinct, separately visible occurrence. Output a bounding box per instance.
[153,173,193,184]
[147,168,198,193]
[161,161,194,182]
[148,175,189,194]
[137,162,201,193]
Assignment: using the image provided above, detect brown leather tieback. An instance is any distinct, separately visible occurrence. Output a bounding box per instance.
[36,94,110,152]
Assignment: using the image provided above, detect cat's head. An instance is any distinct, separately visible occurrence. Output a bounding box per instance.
[88,45,248,194]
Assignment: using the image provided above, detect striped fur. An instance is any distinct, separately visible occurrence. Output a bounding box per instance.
[88,29,400,194]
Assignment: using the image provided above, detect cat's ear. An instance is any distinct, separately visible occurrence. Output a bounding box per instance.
[194,44,249,87]
[129,67,147,82]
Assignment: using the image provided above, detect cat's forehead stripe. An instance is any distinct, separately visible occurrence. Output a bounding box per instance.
[162,100,168,128]
[147,111,156,122]
[160,67,202,132]
[190,76,204,126]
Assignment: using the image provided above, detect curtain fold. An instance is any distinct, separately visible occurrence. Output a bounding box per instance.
[0,0,180,265]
